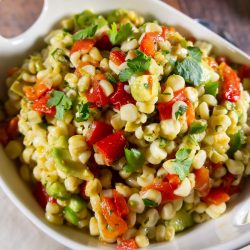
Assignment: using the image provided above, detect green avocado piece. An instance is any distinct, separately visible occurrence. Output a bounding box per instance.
[46,182,70,200]
[63,206,79,225]
[53,136,68,149]
[69,196,87,213]
[169,210,194,232]
[52,147,86,179]
[10,81,24,97]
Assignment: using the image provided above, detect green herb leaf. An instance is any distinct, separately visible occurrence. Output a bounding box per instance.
[174,159,192,180]
[123,148,145,173]
[227,130,245,157]
[205,82,219,96]
[187,46,202,62]
[72,25,98,41]
[75,102,91,122]
[105,72,117,84]
[175,58,202,85]
[127,50,151,72]
[47,90,72,120]
[189,121,207,134]
[119,50,151,82]
[108,22,132,45]
[143,199,158,207]
[176,148,191,161]
[175,104,188,119]
[119,68,134,82]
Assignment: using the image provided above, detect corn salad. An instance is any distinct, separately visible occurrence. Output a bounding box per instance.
[1,8,250,249]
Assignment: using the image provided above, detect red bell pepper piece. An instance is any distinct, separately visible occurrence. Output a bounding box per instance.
[222,173,241,196]
[163,174,181,189]
[33,92,56,116]
[7,67,19,77]
[86,121,113,145]
[185,99,195,126]
[110,83,135,110]
[140,32,162,57]
[95,131,127,165]
[238,64,250,81]
[70,39,96,55]
[101,197,128,239]
[95,33,113,51]
[33,182,49,209]
[23,82,51,101]
[110,50,126,66]
[87,74,109,107]
[219,62,241,103]
[194,167,210,197]
[202,188,230,205]
[0,122,9,146]
[117,238,138,250]
[113,190,129,218]
[142,181,180,204]
[158,88,187,120]
[7,116,19,139]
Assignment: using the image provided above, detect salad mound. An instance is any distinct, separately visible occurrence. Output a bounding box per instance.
[1,8,250,249]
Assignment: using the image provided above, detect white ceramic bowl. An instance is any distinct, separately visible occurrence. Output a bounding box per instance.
[0,0,250,249]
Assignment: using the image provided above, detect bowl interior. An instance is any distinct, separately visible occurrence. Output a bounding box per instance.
[0,0,250,249]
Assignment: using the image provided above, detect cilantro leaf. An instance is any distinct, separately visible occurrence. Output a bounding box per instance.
[175,58,202,85]
[75,102,91,122]
[72,25,97,41]
[205,82,219,96]
[187,46,202,62]
[175,104,188,119]
[227,130,245,157]
[108,22,132,45]
[176,148,191,161]
[189,121,207,134]
[123,148,145,173]
[143,199,158,207]
[119,68,134,82]
[47,90,72,120]
[119,50,151,82]
[174,148,192,180]
[173,159,192,180]
[127,50,151,72]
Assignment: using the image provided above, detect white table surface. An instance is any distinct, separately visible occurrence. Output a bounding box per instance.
[1,186,250,250]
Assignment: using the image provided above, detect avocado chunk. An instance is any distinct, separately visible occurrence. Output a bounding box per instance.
[169,210,194,232]
[63,206,79,226]
[52,147,88,179]
[46,182,70,200]
[130,75,159,102]
[69,196,87,213]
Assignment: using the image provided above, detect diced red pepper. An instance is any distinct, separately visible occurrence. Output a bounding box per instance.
[158,88,187,120]
[33,92,56,116]
[113,190,129,218]
[194,167,210,197]
[23,83,51,101]
[219,62,241,102]
[140,32,162,57]
[216,56,230,65]
[0,122,9,146]
[87,74,109,107]
[202,188,230,205]
[110,50,126,66]
[238,64,250,81]
[101,197,128,239]
[95,131,127,165]
[222,173,241,196]
[95,33,113,51]
[110,83,135,110]
[142,181,179,204]
[117,238,138,250]
[70,39,96,55]
[7,67,19,77]
[163,174,181,190]
[86,121,113,145]
[7,117,19,139]
[33,182,49,209]
[185,99,195,127]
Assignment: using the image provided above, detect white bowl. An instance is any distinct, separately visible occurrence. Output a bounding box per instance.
[0,0,250,249]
